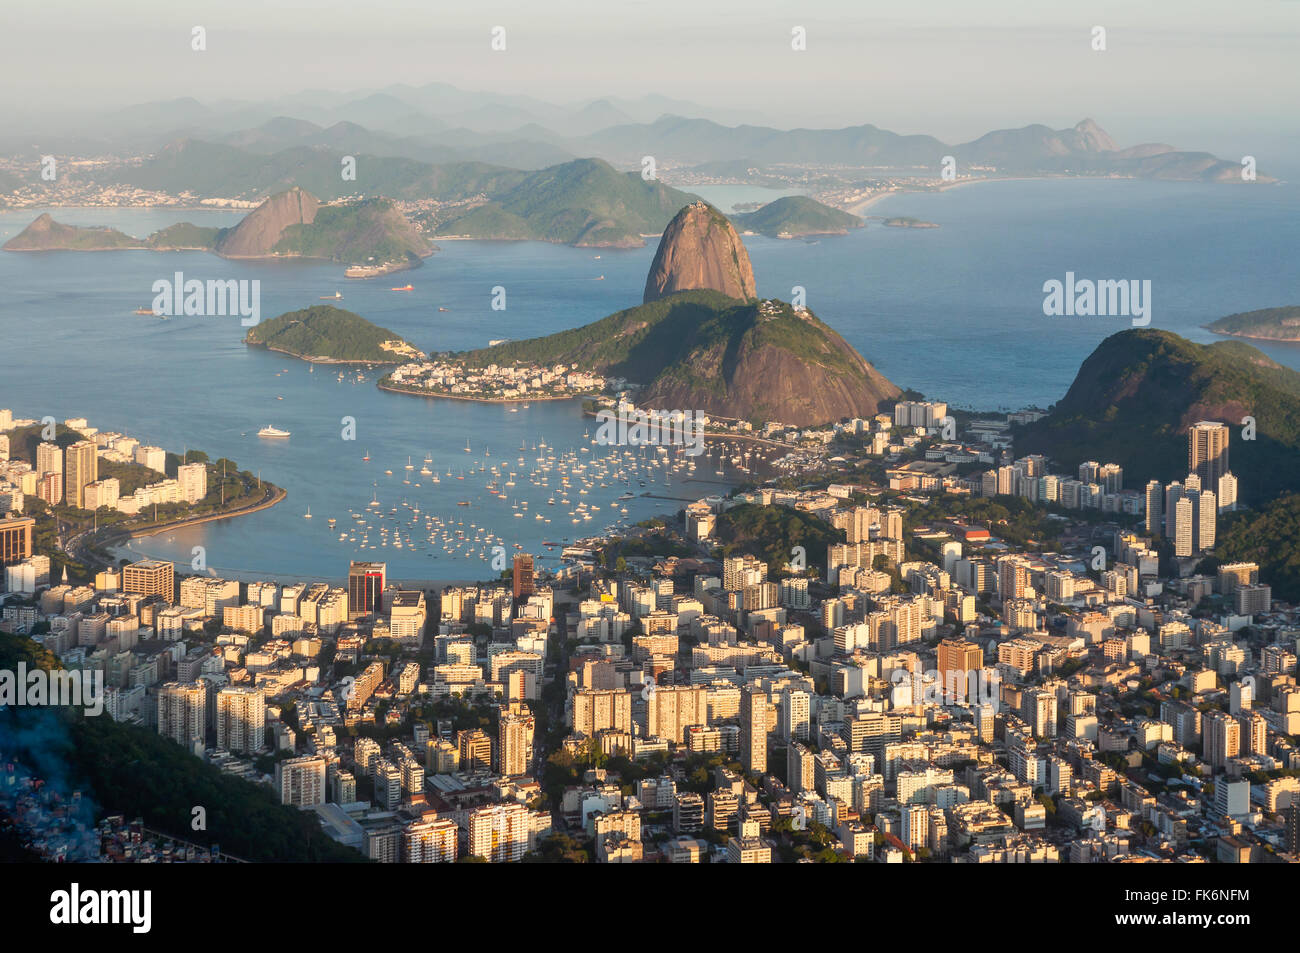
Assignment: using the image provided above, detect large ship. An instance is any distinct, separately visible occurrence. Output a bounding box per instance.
[257,425,290,438]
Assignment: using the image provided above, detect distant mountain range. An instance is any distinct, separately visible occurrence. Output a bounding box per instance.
[1,95,1264,204]
[98,138,526,202]
[577,116,1257,181]
[0,85,766,150]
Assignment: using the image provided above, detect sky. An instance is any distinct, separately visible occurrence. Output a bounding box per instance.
[2,0,1298,158]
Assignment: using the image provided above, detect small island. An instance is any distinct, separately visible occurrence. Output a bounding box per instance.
[882,216,939,228]
[732,195,863,238]
[1207,305,1300,342]
[244,305,424,364]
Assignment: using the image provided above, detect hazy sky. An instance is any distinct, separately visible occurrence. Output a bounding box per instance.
[3,0,1298,154]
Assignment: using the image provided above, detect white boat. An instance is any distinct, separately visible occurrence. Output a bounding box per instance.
[258,425,290,438]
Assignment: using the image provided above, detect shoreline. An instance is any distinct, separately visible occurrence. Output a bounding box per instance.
[376,379,593,404]
[845,174,1134,216]
[251,342,408,367]
[1205,327,1300,345]
[578,408,807,463]
[95,485,287,573]
[109,485,288,545]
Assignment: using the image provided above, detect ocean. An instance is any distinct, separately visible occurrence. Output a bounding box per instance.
[2,176,1296,581]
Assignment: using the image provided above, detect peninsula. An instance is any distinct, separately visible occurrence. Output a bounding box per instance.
[1207,305,1300,342]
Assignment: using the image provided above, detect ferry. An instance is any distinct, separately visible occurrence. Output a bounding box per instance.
[318,291,342,300]
[391,284,414,292]
[257,425,290,438]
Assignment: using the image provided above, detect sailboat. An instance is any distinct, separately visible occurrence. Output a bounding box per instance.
[304,507,312,519]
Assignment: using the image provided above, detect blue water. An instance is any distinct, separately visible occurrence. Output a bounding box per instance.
[2,177,1297,580]
[747,178,1300,410]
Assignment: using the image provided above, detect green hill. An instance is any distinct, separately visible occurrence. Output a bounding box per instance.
[1208,306,1300,342]
[271,197,434,265]
[147,221,224,250]
[714,503,843,575]
[106,138,525,202]
[1015,329,1300,503]
[460,289,899,426]
[1208,494,1300,602]
[245,305,423,363]
[733,195,862,237]
[435,158,699,247]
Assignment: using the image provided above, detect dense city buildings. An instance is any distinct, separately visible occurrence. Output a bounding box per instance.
[2,396,1298,872]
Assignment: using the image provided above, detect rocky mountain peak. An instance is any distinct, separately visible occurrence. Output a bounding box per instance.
[643,201,757,304]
